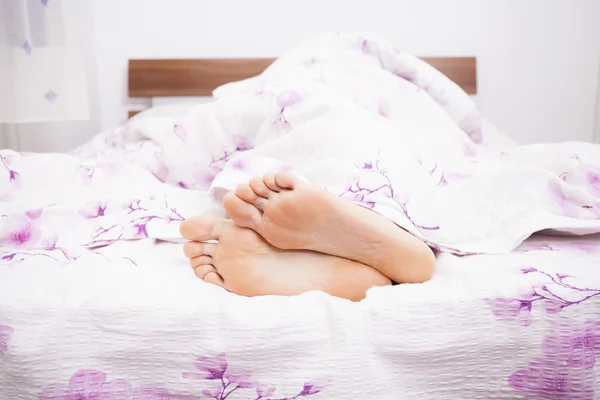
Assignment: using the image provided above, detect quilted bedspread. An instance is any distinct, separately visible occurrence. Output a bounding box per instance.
[1,32,599,399]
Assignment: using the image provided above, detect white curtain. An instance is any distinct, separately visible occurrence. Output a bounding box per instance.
[595,61,600,144]
[0,0,90,124]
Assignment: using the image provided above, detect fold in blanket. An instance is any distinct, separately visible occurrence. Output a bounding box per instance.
[1,32,599,256]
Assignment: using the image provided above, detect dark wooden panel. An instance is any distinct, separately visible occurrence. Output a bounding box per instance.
[128,57,477,97]
[128,110,141,119]
[128,59,275,97]
[424,57,477,95]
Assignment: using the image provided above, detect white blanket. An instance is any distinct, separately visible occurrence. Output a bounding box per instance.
[1,32,600,399]
[5,33,598,254]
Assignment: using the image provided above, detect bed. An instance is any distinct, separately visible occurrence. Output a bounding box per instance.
[1,33,599,400]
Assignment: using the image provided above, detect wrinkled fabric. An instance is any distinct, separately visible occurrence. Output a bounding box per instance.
[1,32,600,400]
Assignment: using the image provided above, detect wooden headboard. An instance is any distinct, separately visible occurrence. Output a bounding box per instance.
[127,57,476,117]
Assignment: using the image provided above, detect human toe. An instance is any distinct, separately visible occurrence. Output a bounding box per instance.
[249,176,271,197]
[262,173,280,192]
[203,271,226,288]
[180,215,223,241]
[194,263,217,279]
[274,171,298,189]
[223,192,262,230]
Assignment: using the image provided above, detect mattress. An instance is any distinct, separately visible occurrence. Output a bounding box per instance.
[2,32,600,399]
[1,234,599,399]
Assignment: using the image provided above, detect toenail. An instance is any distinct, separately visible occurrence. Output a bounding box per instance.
[195,264,215,278]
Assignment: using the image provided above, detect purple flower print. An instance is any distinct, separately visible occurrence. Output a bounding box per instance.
[26,208,43,219]
[130,385,180,400]
[0,214,42,247]
[567,241,598,254]
[232,135,253,152]
[183,354,324,400]
[276,91,302,109]
[9,170,21,186]
[230,158,245,170]
[79,201,108,219]
[542,319,600,369]
[298,383,323,397]
[0,325,14,355]
[487,267,600,325]
[39,370,131,400]
[122,257,138,266]
[193,166,223,190]
[393,68,418,84]
[79,166,95,185]
[341,160,439,231]
[77,162,117,185]
[173,124,187,141]
[195,137,252,189]
[22,41,32,55]
[275,91,302,131]
[132,222,149,238]
[201,387,222,399]
[152,164,170,183]
[437,174,448,187]
[516,242,558,253]
[183,354,228,380]
[44,90,58,102]
[427,163,438,176]
[208,139,252,169]
[0,243,79,265]
[508,357,594,400]
[361,39,372,54]
[548,180,580,218]
[442,172,471,185]
[486,298,533,326]
[85,199,184,246]
[1,154,21,187]
[507,318,599,398]
[255,385,276,399]
[580,165,600,197]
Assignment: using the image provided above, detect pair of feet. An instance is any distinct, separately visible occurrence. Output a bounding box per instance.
[180,171,435,301]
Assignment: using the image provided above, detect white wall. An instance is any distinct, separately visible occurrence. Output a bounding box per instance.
[12,0,600,151]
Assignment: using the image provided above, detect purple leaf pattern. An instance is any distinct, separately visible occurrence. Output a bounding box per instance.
[173,124,187,141]
[183,354,324,400]
[508,354,595,399]
[275,90,302,131]
[487,264,600,398]
[3,30,600,400]
[38,370,180,400]
[487,267,600,325]
[44,90,58,102]
[84,198,185,246]
[1,153,21,187]
[37,355,325,400]
[21,41,32,55]
[340,159,439,231]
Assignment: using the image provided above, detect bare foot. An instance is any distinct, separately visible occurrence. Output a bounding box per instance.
[224,171,435,284]
[179,215,391,301]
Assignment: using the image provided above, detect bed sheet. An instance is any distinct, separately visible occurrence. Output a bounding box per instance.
[1,234,599,399]
[2,31,600,400]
